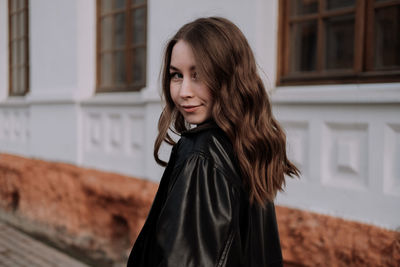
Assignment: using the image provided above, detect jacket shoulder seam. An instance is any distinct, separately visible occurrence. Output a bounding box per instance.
[176,151,240,189]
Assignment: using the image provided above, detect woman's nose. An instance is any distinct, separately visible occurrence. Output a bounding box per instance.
[179,78,194,98]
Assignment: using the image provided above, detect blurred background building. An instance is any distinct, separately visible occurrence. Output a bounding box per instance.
[0,0,399,266]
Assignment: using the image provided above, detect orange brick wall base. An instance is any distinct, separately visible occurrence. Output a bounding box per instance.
[0,153,399,266]
[276,207,400,267]
[0,153,157,265]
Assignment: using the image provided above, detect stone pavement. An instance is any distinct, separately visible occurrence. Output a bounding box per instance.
[0,221,89,267]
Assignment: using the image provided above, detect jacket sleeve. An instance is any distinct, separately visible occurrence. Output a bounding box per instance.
[154,153,238,267]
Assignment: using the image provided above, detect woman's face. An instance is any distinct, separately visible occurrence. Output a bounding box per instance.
[169,40,213,125]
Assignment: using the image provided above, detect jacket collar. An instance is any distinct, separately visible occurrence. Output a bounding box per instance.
[181,120,219,136]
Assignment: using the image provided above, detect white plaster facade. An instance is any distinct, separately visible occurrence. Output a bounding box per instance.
[0,0,399,230]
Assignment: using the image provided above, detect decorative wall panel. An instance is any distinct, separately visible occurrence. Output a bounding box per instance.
[384,124,400,196]
[24,110,29,141]
[13,111,22,141]
[282,121,309,179]
[2,110,10,139]
[128,115,144,154]
[86,112,103,152]
[0,108,29,144]
[107,114,123,153]
[81,107,145,177]
[0,112,2,140]
[322,123,369,190]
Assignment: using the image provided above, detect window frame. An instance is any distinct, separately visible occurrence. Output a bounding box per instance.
[96,0,148,93]
[8,0,30,96]
[277,0,400,86]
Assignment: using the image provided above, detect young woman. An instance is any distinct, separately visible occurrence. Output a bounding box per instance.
[127,17,299,267]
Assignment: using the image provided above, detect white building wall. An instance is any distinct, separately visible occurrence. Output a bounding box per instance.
[0,0,399,230]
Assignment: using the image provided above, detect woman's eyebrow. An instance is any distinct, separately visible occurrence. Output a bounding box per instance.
[169,65,179,71]
[169,65,196,71]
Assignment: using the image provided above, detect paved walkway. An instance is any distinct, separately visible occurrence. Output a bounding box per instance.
[0,221,89,267]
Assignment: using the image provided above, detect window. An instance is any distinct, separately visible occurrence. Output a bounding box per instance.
[277,0,400,85]
[96,0,147,92]
[8,0,29,96]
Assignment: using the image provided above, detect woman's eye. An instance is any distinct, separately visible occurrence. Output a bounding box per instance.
[192,72,198,80]
[170,72,183,80]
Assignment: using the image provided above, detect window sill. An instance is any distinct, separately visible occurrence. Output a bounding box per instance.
[270,83,400,104]
[0,88,162,106]
[80,87,161,106]
[0,96,30,107]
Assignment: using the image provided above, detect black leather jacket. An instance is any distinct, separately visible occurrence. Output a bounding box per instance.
[127,122,283,267]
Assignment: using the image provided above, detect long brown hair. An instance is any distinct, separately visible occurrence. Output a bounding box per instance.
[154,17,299,204]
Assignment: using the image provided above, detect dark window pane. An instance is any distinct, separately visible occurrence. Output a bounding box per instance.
[115,0,125,9]
[374,6,400,69]
[114,13,126,49]
[12,41,18,67]
[290,21,317,72]
[132,0,145,5]
[101,16,113,50]
[132,8,146,45]
[101,53,113,86]
[115,51,126,85]
[18,0,24,9]
[20,67,26,93]
[326,0,355,10]
[11,0,17,12]
[290,0,318,16]
[19,40,25,65]
[132,48,146,86]
[11,68,18,94]
[325,15,354,70]
[12,15,18,38]
[101,0,113,13]
[19,11,25,37]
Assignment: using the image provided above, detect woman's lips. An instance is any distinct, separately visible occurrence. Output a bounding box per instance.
[181,105,200,113]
